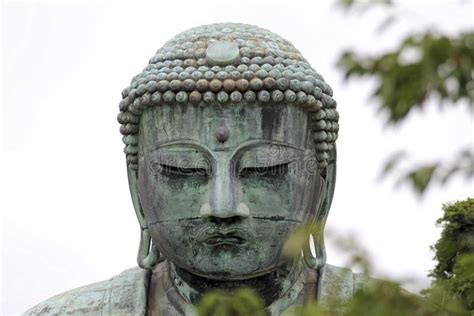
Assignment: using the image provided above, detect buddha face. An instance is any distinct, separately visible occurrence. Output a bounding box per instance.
[137,103,324,280]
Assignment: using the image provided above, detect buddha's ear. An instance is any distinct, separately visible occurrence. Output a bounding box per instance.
[303,145,337,270]
[127,167,147,229]
[318,145,337,222]
[127,166,160,269]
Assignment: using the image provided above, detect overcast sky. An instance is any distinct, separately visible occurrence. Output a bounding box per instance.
[1,0,473,314]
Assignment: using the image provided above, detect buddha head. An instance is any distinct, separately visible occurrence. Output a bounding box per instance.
[117,23,339,281]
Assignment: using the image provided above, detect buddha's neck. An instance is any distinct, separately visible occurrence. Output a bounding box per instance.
[169,260,304,307]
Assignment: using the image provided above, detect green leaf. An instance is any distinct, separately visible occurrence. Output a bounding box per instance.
[376,14,396,34]
[404,164,438,195]
[196,288,266,316]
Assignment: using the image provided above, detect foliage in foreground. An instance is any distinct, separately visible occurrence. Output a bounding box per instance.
[336,0,474,195]
[195,198,473,315]
[428,198,474,310]
[196,288,266,316]
[197,282,470,316]
[293,281,468,316]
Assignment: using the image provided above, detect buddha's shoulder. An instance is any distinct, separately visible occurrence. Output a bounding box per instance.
[318,264,380,303]
[23,267,151,316]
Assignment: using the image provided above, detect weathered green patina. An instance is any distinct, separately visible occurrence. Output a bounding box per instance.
[25,23,376,316]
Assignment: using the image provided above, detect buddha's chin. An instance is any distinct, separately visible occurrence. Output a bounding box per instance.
[184,264,279,281]
[168,238,299,281]
[173,259,293,283]
[164,247,284,281]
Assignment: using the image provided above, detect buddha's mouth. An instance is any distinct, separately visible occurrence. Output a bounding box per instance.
[203,233,247,246]
[196,227,250,246]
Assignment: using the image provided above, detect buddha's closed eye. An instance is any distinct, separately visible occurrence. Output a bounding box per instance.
[160,164,209,177]
[239,162,289,178]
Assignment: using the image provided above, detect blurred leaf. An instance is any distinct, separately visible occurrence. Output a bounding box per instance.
[283,222,323,260]
[379,151,406,179]
[401,164,438,195]
[376,14,397,34]
[426,283,469,314]
[196,288,266,316]
[292,301,332,316]
[348,282,440,316]
[337,32,474,124]
[382,148,473,196]
[337,0,392,11]
[338,0,355,9]
[326,231,373,274]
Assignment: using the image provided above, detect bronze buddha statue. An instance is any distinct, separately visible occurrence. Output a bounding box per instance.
[25,23,375,316]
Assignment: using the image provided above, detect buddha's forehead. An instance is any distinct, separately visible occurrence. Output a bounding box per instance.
[139,103,311,152]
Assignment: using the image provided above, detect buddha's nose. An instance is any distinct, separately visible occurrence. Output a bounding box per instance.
[200,202,250,218]
[199,159,249,219]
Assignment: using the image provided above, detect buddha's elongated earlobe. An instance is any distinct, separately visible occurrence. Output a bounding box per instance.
[303,146,337,270]
[127,166,162,269]
[138,228,160,269]
[303,178,326,270]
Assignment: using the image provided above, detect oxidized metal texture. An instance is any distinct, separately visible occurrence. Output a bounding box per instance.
[137,103,323,281]
[118,23,339,170]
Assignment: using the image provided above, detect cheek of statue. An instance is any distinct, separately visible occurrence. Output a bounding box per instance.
[136,104,320,280]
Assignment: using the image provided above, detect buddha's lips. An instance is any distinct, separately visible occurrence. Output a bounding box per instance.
[194,227,253,246]
[204,234,247,246]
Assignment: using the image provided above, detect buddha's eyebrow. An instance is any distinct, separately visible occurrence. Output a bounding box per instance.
[144,139,214,159]
[231,139,304,160]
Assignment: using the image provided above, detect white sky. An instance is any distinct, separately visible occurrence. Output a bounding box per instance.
[1,0,473,314]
